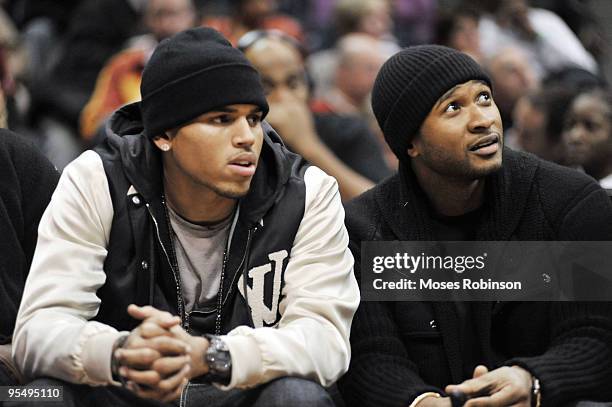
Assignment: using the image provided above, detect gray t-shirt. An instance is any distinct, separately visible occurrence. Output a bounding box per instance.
[168,206,232,312]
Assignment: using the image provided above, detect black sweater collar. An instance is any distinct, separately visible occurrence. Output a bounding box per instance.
[375,148,539,241]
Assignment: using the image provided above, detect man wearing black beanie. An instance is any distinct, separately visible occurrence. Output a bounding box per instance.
[11,27,358,407]
[339,45,612,407]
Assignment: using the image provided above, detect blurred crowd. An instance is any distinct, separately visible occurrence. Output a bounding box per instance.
[0,0,610,196]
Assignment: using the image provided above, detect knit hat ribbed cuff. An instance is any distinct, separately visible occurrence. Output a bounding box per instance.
[140,27,269,138]
[142,63,268,137]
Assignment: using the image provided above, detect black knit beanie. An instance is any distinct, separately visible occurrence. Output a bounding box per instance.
[371,45,491,160]
[141,27,269,138]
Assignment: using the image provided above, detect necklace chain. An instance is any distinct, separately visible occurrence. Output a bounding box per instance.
[162,195,227,335]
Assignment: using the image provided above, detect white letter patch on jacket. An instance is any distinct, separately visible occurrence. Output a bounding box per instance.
[238,250,288,328]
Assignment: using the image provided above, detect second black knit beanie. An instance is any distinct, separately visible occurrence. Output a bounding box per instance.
[140,27,269,138]
[371,45,491,160]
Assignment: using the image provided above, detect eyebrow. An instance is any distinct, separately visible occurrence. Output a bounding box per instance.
[434,80,490,109]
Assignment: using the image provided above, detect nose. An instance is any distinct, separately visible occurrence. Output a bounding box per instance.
[468,105,496,133]
[565,124,586,145]
[232,116,257,148]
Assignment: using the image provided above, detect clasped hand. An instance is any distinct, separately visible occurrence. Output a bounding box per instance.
[112,305,210,402]
[418,365,533,407]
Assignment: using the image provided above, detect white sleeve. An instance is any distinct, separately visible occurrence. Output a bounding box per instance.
[12,150,125,385]
[220,166,360,389]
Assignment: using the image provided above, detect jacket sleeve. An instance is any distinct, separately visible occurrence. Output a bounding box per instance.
[219,166,360,389]
[337,239,443,407]
[505,181,612,405]
[12,150,126,385]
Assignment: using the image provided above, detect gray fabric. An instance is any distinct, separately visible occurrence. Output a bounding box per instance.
[167,206,232,312]
[0,361,18,386]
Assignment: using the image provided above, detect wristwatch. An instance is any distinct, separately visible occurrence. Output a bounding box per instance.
[110,334,130,386]
[203,335,232,386]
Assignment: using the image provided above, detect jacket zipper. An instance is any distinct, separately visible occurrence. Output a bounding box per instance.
[221,227,254,306]
[145,203,185,324]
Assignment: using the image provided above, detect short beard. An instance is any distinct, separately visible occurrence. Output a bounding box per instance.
[205,182,250,200]
[418,140,503,181]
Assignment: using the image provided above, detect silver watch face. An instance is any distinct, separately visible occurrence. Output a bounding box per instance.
[206,338,232,374]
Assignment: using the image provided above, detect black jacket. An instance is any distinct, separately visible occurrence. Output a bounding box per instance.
[339,148,612,406]
[0,130,59,343]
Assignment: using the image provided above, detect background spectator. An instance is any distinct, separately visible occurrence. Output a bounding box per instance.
[21,0,147,170]
[241,30,392,200]
[30,0,146,126]
[332,0,397,49]
[79,0,196,141]
[435,5,482,63]
[309,33,396,168]
[563,88,612,188]
[201,0,303,45]
[484,46,539,129]
[475,0,597,79]
[311,34,388,117]
[510,86,577,164]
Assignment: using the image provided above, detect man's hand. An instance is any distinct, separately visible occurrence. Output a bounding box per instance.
[119,306,212,387]
[265,91,374,200]
[265,93,321,155]
[113,305,191,402]
[445,365,532,407]
[168,324,210,379]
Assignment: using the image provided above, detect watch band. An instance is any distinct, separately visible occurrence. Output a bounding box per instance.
[532,377,541,407]
[203,334,232,386]
[111,334,130,386]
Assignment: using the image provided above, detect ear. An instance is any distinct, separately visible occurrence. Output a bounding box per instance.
[152,133,173,152]
[406,138,421,158]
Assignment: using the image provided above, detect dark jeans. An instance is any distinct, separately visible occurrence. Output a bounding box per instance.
[0,344,22,385]
[4,376,334,407]
[0,362,19,385]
